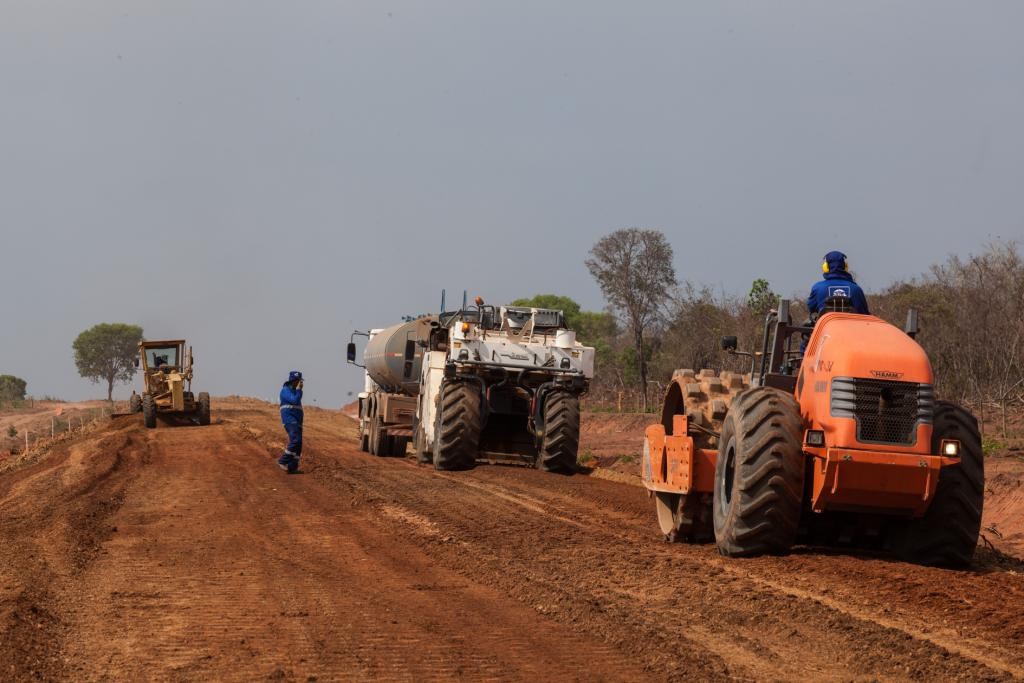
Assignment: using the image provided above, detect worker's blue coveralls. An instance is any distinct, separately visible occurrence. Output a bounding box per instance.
[278,384,303,473]
[807,271,870,315]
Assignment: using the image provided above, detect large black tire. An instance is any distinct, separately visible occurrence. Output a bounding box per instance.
[369,415,387,456]
[413,418,431,464]
[359,420,369,452]
[197,392,211,426]
[391,437,409,457]
[891,401,984,567]
[433,381,480,471]
[129,393,142,414]
[713,387,804,557]
[142,394,157,429]
[536,390,579,473]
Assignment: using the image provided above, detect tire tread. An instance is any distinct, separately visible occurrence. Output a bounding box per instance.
[433,382,480,470]
[714,387,804,557]
[892,401,983,566]
[538,391,580,472]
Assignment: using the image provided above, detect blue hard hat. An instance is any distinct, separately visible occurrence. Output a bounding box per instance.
[288,370,303,383]
[823,251,848,273]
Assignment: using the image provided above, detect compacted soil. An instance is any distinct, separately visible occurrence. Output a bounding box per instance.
[2,398,1023,681]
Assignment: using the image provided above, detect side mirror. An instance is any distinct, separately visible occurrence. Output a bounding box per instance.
[905,309,919,339]
[404,339,416,362]
[347,342,357,363]
[721,336,738,352]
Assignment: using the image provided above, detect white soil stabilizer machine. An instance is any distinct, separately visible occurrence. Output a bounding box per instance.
[129,339,210,429]
[413,293,595,472]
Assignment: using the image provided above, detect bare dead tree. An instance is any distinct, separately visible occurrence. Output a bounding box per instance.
[586,229,676,411]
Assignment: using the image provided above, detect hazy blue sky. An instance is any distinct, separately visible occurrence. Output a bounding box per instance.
[2,2,1023,406]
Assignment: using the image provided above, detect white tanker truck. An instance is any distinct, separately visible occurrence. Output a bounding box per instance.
[349,296,595,472]
[347,316,435,456]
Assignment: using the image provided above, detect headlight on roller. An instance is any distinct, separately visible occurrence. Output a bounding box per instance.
[941,439,960,457]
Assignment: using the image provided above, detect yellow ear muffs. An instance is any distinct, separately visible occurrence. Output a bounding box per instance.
[822,260,829,274]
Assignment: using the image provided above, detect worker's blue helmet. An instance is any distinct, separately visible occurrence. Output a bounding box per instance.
[288,370,303,383]
[822,251,849,274]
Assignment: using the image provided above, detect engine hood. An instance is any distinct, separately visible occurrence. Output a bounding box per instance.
[804,313,933,385]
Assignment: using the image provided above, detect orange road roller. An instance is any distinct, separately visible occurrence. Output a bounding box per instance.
[643,298,983,566]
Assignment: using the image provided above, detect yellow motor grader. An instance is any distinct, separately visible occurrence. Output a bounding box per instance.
[129,340,210,428]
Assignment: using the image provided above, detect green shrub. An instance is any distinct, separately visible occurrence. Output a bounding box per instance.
[0,375,27,402]
[982,438,1003,457]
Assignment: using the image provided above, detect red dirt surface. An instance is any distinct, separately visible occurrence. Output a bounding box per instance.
[985,456,1024,558]
[2,398,1023,681]
[340,399,358,418]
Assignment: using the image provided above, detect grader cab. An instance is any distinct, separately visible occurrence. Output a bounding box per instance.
[130,340,211,428]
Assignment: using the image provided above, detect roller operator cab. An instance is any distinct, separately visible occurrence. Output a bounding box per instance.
[415,298,595,472]
[643,299,984,566]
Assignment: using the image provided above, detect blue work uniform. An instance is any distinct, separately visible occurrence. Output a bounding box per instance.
[278,384,303,472]
[807,271,870,315]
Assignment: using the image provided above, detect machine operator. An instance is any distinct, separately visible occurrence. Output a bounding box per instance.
[807,250,870,316]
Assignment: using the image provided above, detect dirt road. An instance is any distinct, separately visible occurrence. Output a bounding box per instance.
[2,399,1023,681]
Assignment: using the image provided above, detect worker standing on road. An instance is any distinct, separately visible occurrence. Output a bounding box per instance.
[807,251,870,315]
[278,371,304,474]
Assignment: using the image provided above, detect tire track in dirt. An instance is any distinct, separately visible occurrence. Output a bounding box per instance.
[5,400,1023,681]
[247,404,1024,681]
[0,421,140,681]
[5,412,648,681]
[332,450,1024,678]
[316,463,1012,681]
[721,565,1023,679]
[444,465,1024,678]
[479,447,1024,677]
